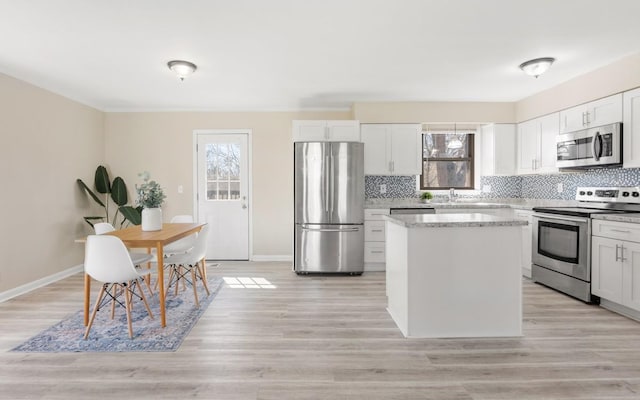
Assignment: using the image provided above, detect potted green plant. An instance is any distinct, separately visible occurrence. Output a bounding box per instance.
[420,191,433,203]
[136,171,166,231]
[77,165,141,228]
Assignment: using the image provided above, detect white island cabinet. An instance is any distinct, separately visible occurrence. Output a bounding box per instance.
[385,213,525,338]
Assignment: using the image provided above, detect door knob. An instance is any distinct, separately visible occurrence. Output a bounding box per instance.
[242,204,247,209]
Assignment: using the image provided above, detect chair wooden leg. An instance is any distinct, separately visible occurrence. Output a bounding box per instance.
[135,279,154,320]
[84,285,106,340]
[142,275,154,296]
[200,259,207,281]
[166,266,175,298]
[174,266,181,296]
[110,284,118,319]
[190,266,200,307]
[123,282,133,339]
[198,262,210,296]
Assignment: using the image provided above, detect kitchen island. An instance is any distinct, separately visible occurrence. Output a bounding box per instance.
[385,213,526,338]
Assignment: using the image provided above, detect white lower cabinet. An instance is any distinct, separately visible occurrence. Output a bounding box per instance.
[592,220,640,317]
[364,208,389,271]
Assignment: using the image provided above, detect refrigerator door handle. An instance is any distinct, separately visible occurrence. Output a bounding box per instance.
[329,153,335,214]
[301,226,360,233]
[324,155,330,212]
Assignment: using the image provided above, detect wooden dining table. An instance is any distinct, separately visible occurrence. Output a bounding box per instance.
[83,222,205,328]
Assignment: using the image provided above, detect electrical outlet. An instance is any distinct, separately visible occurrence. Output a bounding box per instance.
[380,184,387,194]
[482,184,491,193]
[557,183,563,193]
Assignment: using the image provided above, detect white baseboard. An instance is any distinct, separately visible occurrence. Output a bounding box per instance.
[0,264,84,303]
[251,255,293,262]
[600,298,640,322]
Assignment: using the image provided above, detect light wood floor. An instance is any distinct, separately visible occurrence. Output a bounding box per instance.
[2,262,640,399]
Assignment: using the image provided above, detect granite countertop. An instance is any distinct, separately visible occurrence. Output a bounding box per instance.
[365,198,578,211]
[384,213,529,228]
[591,213,640,223]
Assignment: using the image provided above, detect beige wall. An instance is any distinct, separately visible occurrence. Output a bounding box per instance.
[353,101,516,123]
[0,73,104,292]
[516,52,640,122]
[104,111,352,257]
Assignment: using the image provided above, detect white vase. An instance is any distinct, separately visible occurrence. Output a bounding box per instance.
[141,207,163,231]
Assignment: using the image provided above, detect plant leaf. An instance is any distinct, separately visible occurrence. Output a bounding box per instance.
[83,216,104,228]
[119,206,141,225]
[94,165,111,194]
[77,179,106,208]
[111,176,128,206]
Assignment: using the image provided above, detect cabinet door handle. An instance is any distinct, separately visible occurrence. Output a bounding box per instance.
[615,244,620,262]
[582,112,586,126]
[610,229,631,234]
[620,244,627,262]
[585,111,591,125]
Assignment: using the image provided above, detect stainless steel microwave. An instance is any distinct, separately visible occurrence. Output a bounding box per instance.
[556,122,622,169]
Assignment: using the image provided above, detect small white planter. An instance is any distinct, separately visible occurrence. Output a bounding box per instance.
[141,207,163,231]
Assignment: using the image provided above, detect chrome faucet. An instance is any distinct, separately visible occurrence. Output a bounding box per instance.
[449,188,456,202]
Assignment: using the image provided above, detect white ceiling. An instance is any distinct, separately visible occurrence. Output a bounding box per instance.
[1,0,639,112]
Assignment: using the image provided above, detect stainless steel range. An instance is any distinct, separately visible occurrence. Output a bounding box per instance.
[532,187,640,303]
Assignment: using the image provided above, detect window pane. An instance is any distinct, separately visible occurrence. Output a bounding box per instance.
[422,160,472,188]
[424,133,469,158]
[207,182,218,200]
[229,181,240,199]
[219,182,229,200]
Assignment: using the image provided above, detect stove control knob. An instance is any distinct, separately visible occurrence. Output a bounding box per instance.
[633,192,640,198]
[623,191,630,197]
[587,191,593,196]
[579,191,586,195]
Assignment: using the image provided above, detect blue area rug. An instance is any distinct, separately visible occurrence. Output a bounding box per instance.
[11,275,223,353]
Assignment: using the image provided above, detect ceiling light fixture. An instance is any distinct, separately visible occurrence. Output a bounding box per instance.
[167,60,197,81]
[519,57,555,78]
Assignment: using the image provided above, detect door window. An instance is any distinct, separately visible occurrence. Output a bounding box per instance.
[206,143,241,200]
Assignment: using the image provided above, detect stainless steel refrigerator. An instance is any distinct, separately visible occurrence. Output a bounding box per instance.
[294,142,364,274]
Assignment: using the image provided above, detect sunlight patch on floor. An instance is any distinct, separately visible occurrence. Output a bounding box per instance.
[223,277,276,289]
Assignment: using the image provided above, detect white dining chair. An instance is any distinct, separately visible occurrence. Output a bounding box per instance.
[94,222,155,266]
[163,215,197,255]
[163,224,210,307]
[83,235,154,339]
[94,222,156,296]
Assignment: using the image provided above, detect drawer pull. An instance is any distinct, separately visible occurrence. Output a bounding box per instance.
[610,229,631,233]
[371,229,383,232]
[371,250,384,254]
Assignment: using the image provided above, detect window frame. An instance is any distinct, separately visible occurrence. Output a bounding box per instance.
[420,131,475,191]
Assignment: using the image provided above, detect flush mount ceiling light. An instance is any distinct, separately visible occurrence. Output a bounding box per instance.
[167,60,197,81]
[519,57,555,78]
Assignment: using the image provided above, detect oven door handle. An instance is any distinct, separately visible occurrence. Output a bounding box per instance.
[533,214,589,224]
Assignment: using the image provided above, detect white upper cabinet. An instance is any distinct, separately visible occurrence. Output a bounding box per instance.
[623,87,640,168]
[292,120,360,142]
[559,93,622,134]
[361,124,422,175]
[517,113,559,174]
[480,123,516,176]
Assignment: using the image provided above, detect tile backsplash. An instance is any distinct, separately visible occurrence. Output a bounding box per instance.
[365,167,640,200]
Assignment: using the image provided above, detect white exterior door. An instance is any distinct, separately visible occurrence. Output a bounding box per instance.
[196,132,250,260]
